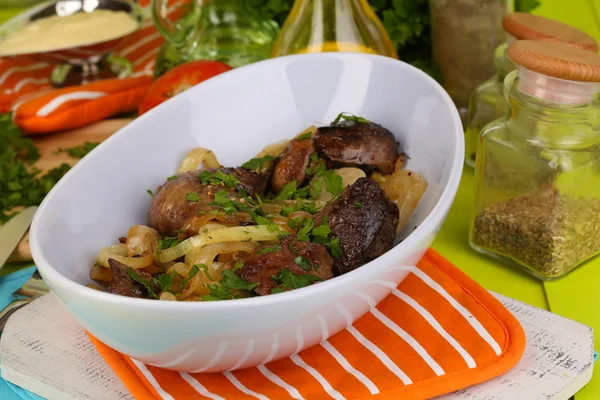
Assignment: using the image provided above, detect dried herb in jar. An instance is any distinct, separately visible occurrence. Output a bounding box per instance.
[472,184,600,278]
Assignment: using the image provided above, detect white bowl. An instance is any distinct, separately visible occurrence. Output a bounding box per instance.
[30,53,464,372]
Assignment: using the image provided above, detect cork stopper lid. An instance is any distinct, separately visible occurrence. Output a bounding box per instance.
[508,40,600,82]
[503,13,599,52]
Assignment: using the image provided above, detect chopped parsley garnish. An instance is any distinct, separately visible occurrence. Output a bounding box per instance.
[309,178,323,200]
[233,260,244,271]
[297,131,312,141]
[241,155,276,170]
[211,190,238,214]
[332,112,370,125]
[198,264,214,281]
[252,213,271,225]
[158,236,182,250]
[311,219,332,243]
[202,284,238,301]
[293,186,310,199]
[275,180,298,200]
[271,288,286,294]
[323,170,343,197]
[272,268,322,290]
[147,189,154,198]
[306,153,327,177]
[167,175,178,181]
[127,268,159,299]
[156,273,174,293]
[257,244,282,254]
[352,202,363,209]
[186,192,201,202]
[294,256,312,271]
[329,236,342,258]
[199,170,240,188]
[178,265,201,288]
[220,270,259,291]
[54,142,99,159]
[0,114,72,224]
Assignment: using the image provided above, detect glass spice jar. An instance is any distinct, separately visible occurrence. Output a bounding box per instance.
[464,13,599,167]
[429,0,508,124]
[270,0,398,59]
[469,40,600,280]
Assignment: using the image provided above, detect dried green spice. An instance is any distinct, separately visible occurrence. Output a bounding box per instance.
[472,185,600,279]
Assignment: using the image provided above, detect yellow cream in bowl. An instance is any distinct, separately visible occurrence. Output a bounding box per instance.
[0,9,138,56]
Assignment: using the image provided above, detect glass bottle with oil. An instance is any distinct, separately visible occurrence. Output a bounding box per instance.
[270,0,397,58]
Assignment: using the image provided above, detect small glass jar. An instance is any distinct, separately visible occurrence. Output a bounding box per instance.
[270,0,398,59]
[464,13,599,167]
[429,0,508,124]
[469,40,600,280]
[464,42,514,167]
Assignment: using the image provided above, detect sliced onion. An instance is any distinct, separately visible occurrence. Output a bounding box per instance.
[160,292,177,301]
[156,225,279,263]
[90,264,112,281]
[126,225,160,257]
[288,211,313,221]
[335,167,366,187]
[97,243,154,269]
[178,148,220,173]
[255,140,290,158]
[185,241,256,282]
[181,214,226,235]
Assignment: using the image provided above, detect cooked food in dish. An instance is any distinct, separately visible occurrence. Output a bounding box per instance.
[0,10,139,56]
[90,113,428,301]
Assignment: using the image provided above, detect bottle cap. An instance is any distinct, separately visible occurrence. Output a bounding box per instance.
[508,40,600,82]
[503,13,598,53]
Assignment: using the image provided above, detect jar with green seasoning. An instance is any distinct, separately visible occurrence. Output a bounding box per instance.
[469,40,600,280]
[464,13,599,167]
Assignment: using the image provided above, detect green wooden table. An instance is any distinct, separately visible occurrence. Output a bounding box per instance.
[1,0,599,398]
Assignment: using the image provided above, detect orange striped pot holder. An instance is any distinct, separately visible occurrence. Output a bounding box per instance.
[0,0,188,134]
[88,249,526,400]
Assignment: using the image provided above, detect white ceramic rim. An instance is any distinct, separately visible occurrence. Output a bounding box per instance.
[30,52,465,311]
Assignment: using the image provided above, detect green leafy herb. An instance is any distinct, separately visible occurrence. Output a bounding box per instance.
[297,131,312,141]
[275,180,297,200]
[179,265,201,289]
[311,219,332,243]
[0,114,71,224]
[241,155,276,170]
[197,264,214,281]
[220,270,259,291]
[199,170,240,188]
[309,178,323,200]
[323,170,343,196]
[127,268,159,299]
[147,189,154,198]
[329,236,342,258]
[252,213,271,225]
[186,192,201,202]
[157,273,174,293]
[233,260,244,271]
[332,112,370,124]
[211,190,238,214]
[352,202,363,209]
[202,284,237,301]
[271,288,286,294]
[167,175,178,181]
[257,244,282,254]
[294,256,312,271]
[158,236,182,250]
[54,142,99,159]
[272,268,322,290]
[296,218,315,242]
[293,186,310,200]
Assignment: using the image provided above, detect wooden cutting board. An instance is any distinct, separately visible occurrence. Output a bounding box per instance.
[8,118,134,263]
